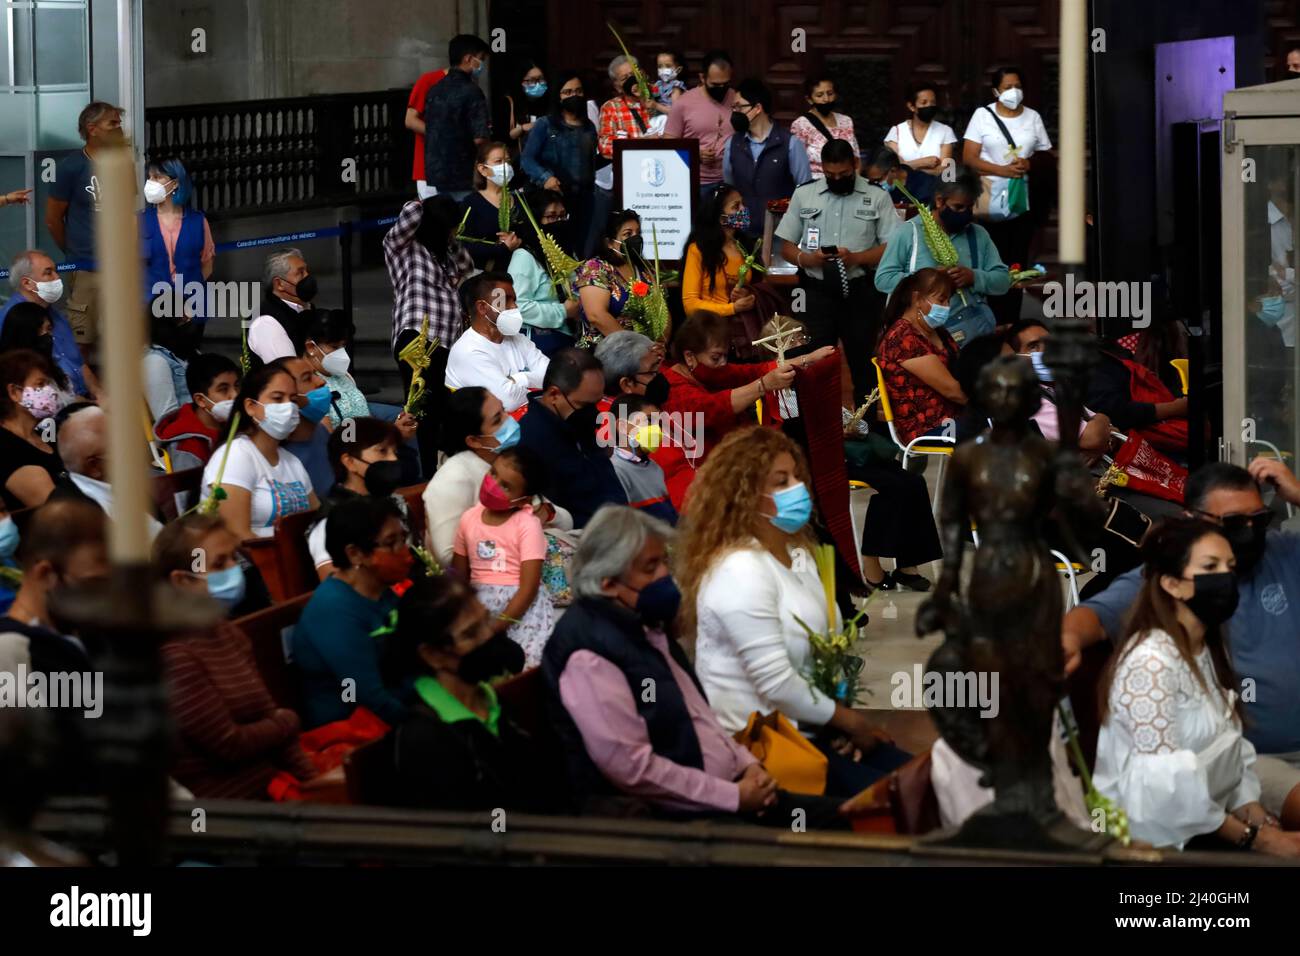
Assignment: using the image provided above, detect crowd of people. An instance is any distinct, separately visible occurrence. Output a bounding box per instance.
[2,34,1298,855]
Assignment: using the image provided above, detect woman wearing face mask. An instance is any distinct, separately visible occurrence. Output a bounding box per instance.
[380,574,562,812]
[658,311,832,510]
[424,386,570,568]
[293,496,415,730]
[507,189,581,356]
[460,141,525,271]
[883,82,956,204]
[307,417,409,581]
[0,302,75,404]
[140,157,215,336]
[0,349,68,510]
[574,209,648,342]
[790,76,861,180]
[680,186,771,360]
[678,426,911,795]
[874,172,1010,349]
[875,269,967,446]
[961,66,1053,326]
[521,71,598,258]
[452,445,555,667]
[1095,518,1300,855]
[201,364,319,542]
[505,60,548,153]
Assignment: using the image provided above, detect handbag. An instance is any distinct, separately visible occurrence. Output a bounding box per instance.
[734,711,828,795]
[974,106,1030,220]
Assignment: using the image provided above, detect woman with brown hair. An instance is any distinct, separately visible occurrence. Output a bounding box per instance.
[459,140,525,271]
[676,425,910,796]
[876,267,967,446]
[1094,517,1300,855]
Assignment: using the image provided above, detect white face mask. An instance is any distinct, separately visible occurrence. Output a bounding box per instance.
[205,397,234,423]
[255,401,300,440]
[320,347,351,378]
[657,67,677,82]
[143,179,171,204]
[484,162,513,187]
[30,277,63,304]
[488,304,524,337]
[997,87,1024,109]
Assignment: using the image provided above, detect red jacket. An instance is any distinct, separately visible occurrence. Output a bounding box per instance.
[153,403,220,471]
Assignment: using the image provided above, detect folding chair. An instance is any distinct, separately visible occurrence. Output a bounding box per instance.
[970,527,1082,609]
[871,357,955,516]
[1170,359,1189,396]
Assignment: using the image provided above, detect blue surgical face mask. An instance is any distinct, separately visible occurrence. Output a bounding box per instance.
[1258,295,1286,327]
[491,415,521,451]
[767,481,813,534]
[0,516,19,562]
[300,384,333,424]
[923,301,950,329]
[523,81,547,98]
[1029,350,1054,383]
[206,564,247,610]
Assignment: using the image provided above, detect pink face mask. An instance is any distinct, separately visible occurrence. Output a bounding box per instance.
[479,473,523,512]
[20,384,61,420]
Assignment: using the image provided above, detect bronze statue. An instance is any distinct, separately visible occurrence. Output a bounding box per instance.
[916,353,1107,850]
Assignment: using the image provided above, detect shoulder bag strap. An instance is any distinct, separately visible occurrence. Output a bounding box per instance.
[982,105,1018,151]
[802,111,834,144]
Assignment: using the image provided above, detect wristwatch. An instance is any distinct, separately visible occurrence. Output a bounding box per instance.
[1237,822,1260,849]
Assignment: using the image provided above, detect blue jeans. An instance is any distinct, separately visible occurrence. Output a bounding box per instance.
[817,739,913,797]
[370,400,424,483]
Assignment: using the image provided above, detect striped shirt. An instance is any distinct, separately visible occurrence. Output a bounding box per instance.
[162,621,316,799]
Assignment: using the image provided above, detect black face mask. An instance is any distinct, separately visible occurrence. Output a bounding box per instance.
[35,333,54,357]
[939,206,973,233]
[642,371,670,406]
[622,75,638,96]
[560,95,586,116]
[825,175,855,196]
[291,274,318,303]
[814,99,837,116]
[915,105,939,123]
[620,234,644,261]
[1220,518,1271,575]
[1183,571,1239,627]
[730,111,750,134]
[458,633,525,684]
[544,221,573,252]
[363,459,405,497]
[705,85,728,103]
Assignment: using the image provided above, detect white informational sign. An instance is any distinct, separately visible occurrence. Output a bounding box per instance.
[618,146,694,261]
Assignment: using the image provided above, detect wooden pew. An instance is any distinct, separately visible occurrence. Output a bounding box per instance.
[234,592,312,713]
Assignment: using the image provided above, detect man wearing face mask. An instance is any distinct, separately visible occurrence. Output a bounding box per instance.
[273,355,341,497]
[722,79,812,235]
[1064,460,1300,826]
[665,50,738,196]
[53,405,163,541]
[1,250,100,400]
[518,348,627,528]
[776,138,898,400]
[422,34,492,201]
[445,273,549,413]
[875,171,1010,349]
[593,329,668,413]
[248,248,319,365]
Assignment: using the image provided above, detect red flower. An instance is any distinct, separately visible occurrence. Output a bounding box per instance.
[1009,263,1022,272]
[632,281,651,297]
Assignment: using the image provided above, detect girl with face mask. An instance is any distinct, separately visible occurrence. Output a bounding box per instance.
[451,446,555,667]
[461,141,524,273]
[0,350,68,511]
[380,574,558,813]
[574,209,647,343]
[201,365,319,542]
[507,61,548,148]
[1095,518,1300,854]
[677,426,913,796]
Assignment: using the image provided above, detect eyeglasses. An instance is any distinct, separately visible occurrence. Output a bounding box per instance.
[1197,508,1275,535]
[732,102,755,113]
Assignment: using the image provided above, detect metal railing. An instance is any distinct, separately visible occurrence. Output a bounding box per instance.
[144,90,411,219]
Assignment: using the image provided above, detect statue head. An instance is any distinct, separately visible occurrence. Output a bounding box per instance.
[977,354,1041,426]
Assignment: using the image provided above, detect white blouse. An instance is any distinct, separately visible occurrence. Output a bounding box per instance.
[1094,629,1260,849]
[694,543,840,735]
[884,119,957,165]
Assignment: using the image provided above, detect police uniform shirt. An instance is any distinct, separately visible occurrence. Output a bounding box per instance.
[774,176,900,282]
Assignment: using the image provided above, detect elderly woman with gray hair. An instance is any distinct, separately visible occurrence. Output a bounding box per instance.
[540,505,852,826]
[592,330,668,411]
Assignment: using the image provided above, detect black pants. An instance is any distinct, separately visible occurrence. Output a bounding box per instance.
[394,330,449,477]
[847,457,943,566]
[981,214,1037,325]
[792,273,883,405]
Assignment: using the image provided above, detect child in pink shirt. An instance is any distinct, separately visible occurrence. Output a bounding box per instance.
[452,446,554,666]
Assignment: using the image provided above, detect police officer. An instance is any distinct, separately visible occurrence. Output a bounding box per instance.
[776,138,899,401]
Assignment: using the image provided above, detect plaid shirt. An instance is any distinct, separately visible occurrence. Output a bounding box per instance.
[384,199,474,352]
[597,96,651,159]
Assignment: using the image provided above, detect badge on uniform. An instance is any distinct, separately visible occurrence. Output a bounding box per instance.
[804,226,820,250]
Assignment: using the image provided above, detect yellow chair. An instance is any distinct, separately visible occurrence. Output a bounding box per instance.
[872,357,955,516]
[143,404,172,473]
[1170,359,1189,396]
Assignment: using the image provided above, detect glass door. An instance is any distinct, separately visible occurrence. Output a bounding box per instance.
[1221,118,1300,471]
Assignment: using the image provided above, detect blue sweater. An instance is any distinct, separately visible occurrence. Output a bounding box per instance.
[292,576,405,729]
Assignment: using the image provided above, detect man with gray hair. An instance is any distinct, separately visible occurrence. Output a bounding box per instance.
[596,54,658,192]
[593,330,667,405]
[44,101,123,360]
[247,247,319,364]
[54,404,161,541]
[1,251,99,398]
[541,505,849,828]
